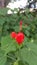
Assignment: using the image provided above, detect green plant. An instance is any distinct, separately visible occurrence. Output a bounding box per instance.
[0,8,37,65]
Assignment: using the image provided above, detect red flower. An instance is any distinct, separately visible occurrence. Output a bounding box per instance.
[10,32,17,39]
[20,20,23,31]
[16,32,24,45]
[20,20,22,25]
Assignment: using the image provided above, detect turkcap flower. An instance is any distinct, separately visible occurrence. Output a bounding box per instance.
[16,32,24,45]
[10,32,17,39]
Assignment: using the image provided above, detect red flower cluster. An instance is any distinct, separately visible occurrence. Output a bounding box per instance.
[10,20,25,45]
[10,32,25,45]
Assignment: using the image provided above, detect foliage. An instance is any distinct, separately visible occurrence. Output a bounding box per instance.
[0,8,37,65]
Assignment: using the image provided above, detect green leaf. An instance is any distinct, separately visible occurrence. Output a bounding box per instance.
[14,26,20,32]
[1,35,17,54]
[0,49,6,65]
[18,41,37,65]
[0,8,8,15]
[5,51,17,65]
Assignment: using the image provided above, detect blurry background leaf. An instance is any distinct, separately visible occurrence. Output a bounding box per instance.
[0,49,7,65]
